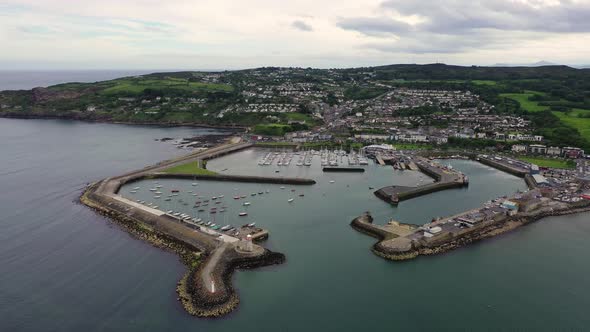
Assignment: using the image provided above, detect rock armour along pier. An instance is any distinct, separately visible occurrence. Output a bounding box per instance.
[80,140,313,317]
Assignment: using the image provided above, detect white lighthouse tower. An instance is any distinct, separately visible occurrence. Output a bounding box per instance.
[245,234,253,252]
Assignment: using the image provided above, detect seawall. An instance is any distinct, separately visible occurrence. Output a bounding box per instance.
[79,141,291,318]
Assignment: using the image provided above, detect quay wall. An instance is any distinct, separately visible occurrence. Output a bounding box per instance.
[477,157,528,177]
[117,173,316,194]
[322,167,365,173]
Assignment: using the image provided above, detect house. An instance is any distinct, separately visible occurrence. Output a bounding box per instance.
[528,144,547,154]
[512,144,527,153]
[547,146,562,156]
[562,147,584,159]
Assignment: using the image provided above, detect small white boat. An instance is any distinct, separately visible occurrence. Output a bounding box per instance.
[247,222,256,227]
[239,212,248,216]
[218,195,224,198]
[329,180,335,183]
[192,183,198,186]
[280,186,286,189]
[288,198,294,203]
[130,190,137,194]
[133,187,140,190]
[243,202,251,206]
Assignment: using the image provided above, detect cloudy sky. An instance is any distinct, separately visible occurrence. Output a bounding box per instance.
[1,0,589,69]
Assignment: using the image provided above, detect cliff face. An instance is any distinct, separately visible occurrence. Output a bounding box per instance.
[32,87,86,102]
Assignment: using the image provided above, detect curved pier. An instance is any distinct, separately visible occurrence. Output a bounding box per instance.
[80,140,306,317]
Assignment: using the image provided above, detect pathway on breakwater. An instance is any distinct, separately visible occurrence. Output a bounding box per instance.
[203,244,228,293]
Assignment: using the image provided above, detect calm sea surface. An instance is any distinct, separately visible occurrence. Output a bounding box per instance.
[2,118,590,331]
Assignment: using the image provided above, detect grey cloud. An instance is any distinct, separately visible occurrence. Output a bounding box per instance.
[337,0,590,54]
[292,20,313,32]
[337,17,413,36]
[379,0,590,34]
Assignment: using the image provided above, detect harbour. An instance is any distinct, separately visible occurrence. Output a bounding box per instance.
[4,119,590,331]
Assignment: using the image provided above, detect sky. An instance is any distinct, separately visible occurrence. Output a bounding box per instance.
[1,0,589,70]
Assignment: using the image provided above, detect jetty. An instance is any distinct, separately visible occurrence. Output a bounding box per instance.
[374,157,468,205]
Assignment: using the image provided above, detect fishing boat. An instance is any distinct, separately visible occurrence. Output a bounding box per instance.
[299,194,304,197]
[258,191,264,195]
[233,196,240,199]
[251,193,256,196]
[171,189,179,193]
[239,212,248,216]
[221,225,231,231]
[241,195,246,198]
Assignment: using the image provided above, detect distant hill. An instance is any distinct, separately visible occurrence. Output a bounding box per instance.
[493,61,559,67]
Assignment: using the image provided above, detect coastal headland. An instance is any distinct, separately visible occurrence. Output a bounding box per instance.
[80,139,312,317]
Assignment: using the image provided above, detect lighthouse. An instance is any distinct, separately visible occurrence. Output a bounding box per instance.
[238,234,253,252]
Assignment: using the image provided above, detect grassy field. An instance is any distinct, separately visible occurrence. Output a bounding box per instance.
[471,80,498,86]
[252,124,292,136]
[101,77,233,95]
[553,109,590,142]
[516,156,575,169]
[499,91,549,112]
[162,161,217,175]
[392,143,434,150]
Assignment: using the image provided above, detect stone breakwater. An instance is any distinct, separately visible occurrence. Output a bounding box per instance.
[78,142,296,318]
[80,183,203,267]
[374,157,468,205]
[82,181,286,318]
[352,204,590,261]
[179,249,285,317]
